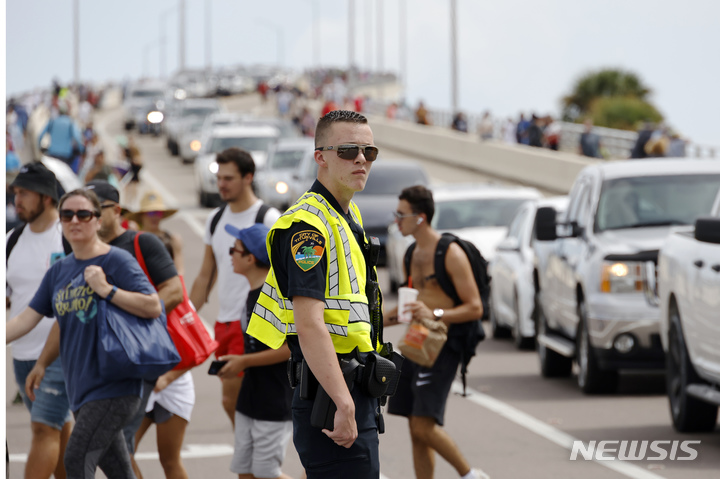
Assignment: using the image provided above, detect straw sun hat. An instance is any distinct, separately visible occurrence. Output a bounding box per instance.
[127,190,178,223]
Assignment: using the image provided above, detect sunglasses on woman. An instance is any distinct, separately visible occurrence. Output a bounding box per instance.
[314,144,379,162]
[60,209,100,223]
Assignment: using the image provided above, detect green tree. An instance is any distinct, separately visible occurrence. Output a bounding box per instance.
[561,68,661,128]
[589,96,664,130]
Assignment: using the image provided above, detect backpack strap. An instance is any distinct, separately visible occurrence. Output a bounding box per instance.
[209,205,226,236]
[433,233,461,305]
[6,223,26,265]
[403,242,417,286]
[133,231,156,288]
[254,203,271,224]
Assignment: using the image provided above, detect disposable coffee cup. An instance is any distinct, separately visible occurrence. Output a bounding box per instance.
[397,287,419,323]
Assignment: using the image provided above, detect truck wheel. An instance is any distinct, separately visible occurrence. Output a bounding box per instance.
[513,292,534,350]
[490,296,512,339]
[537,294,572,377]
[577,302,618,394]
[667,305,718,432]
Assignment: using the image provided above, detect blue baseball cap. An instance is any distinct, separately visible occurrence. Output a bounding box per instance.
[225,223,271,266]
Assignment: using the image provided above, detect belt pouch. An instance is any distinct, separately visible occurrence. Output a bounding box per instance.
[361,352,398,398]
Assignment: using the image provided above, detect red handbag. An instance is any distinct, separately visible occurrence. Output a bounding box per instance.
[134,233,219,370]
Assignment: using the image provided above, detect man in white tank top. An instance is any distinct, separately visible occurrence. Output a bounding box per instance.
[190,148,280,426]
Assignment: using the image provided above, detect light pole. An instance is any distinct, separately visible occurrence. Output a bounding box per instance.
[348,0,356,77]
[377,0,383,72]
[304,0,320,68]
[160,7,176,79]
[258,20,284,67]
[73,0,79,85]
[205,0,212,71]
[179,0,186,72]
[143,43,159,79]
[365,0,372,71]
[399,0,407,89]
[450,0,459,112]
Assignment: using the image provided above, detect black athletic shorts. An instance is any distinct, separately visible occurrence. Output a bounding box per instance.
[387,344,460,426]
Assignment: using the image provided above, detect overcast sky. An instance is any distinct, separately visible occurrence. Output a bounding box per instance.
[5,0,720,145]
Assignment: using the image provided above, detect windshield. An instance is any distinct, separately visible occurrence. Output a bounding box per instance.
[210,136,276,153]
[595,174,720,231]
[132,90,164,99]
[269,149,307,169]
[432,198,527,230]
[182,107,217,118]
[357,168,427,196]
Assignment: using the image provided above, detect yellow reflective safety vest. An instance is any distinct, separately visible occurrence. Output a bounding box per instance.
[247,192,376,354]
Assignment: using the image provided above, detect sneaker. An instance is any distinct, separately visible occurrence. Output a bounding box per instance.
[472,468,490,479]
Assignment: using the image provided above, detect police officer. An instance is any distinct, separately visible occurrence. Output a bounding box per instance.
[248,110,382,478]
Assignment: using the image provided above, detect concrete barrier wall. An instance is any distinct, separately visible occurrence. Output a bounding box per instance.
[368,115,599,194]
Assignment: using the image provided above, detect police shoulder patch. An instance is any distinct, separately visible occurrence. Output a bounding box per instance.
[291,230,326,272]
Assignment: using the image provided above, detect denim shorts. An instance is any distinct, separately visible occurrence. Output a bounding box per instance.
[13,357,72,430]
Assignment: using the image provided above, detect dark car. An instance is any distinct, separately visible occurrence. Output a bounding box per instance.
[353,161,430,265]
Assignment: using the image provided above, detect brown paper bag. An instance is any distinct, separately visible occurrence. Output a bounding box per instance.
[398,316,448,368]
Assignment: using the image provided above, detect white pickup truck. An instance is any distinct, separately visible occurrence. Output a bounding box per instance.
[654,191,720,432]
[535,159,720,394]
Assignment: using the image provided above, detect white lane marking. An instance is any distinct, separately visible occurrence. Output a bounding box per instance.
[10,444,233,463]
[452,381,667,479]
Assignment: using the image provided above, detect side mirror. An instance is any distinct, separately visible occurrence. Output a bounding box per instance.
[497,236,521,252]
[569,221,584,238]
[535,207,558,241]
[695,217,720,244]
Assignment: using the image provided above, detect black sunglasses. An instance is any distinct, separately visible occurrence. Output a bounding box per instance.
[60,209,100,223]
[315,144,379,162]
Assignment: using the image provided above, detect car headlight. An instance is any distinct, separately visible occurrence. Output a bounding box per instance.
[147,111,164,124]
[174,89,187,100]
[190,140,202,152]
[208,161,218,174]
[600,261,643,293]
[275,181,289,195]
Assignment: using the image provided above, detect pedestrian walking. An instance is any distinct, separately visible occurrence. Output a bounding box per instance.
[386,185,489,479]
[218,223,293,479]
[189,148,281,430]
[247,110,388,478]
[37,100,84,170]
[6,162,73,479]
[127,190,184,275]
[84,180,184,479]
[6,188,163,479]
[579,119,602,158]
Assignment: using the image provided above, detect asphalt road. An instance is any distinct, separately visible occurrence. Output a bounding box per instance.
[6,94,719,479]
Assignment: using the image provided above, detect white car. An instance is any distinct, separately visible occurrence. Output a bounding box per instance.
[489,196,568,349]
[654,189,720,432]
[177,118,207,164]
[194,125,280,207]
[386,184,542,292]
[165,98,222,156]
[122,80,167,133]
[254,138,316,210]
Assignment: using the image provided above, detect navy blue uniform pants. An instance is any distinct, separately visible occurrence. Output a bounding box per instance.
[292,386,379,478]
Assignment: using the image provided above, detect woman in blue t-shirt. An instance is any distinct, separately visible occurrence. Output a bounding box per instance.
[6,188,162,479]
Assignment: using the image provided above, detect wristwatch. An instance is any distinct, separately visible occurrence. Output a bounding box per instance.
[433,308,445,320]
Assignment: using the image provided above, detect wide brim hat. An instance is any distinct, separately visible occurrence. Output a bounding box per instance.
[126,190,178,223]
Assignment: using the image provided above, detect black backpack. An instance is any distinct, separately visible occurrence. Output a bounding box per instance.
[209,203,272,236]
[403,233,490,396]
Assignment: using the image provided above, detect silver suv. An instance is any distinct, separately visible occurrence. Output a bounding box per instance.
[534,159,720,394]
